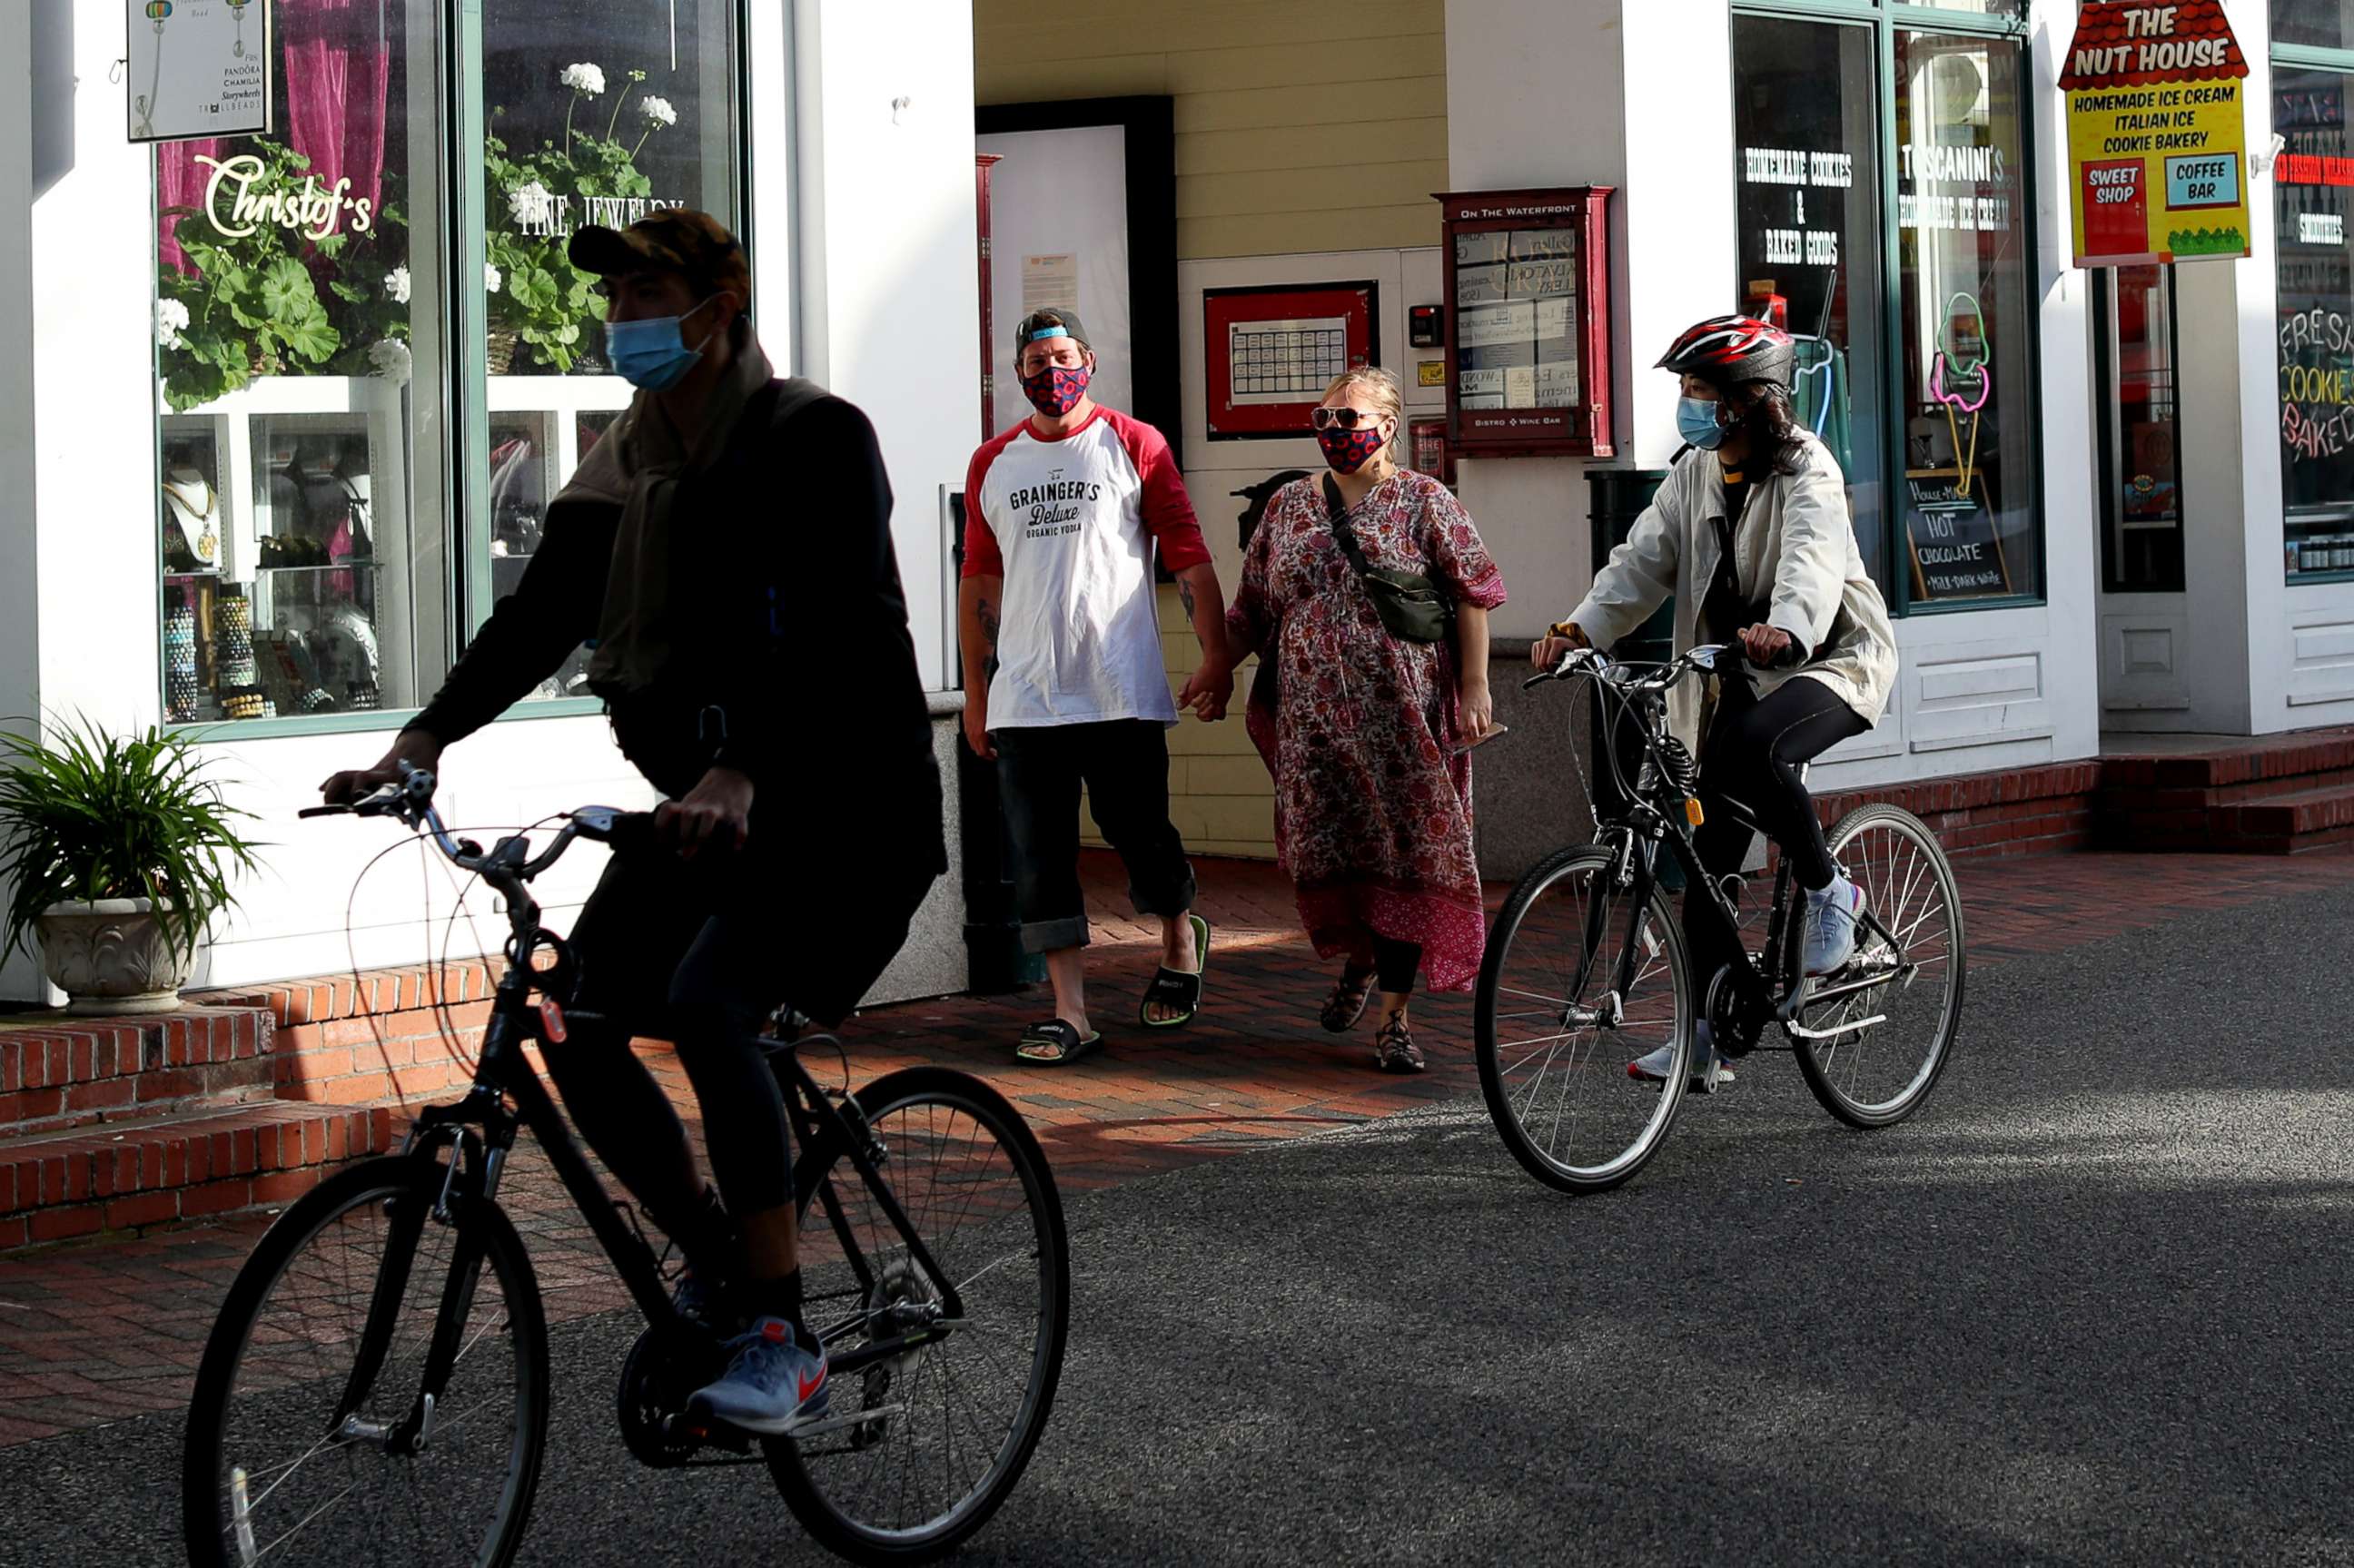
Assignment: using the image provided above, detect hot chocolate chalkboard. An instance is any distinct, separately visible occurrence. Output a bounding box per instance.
[1904,469,2013,600]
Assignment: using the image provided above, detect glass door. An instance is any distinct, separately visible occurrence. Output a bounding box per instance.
[2096,266,2185,593]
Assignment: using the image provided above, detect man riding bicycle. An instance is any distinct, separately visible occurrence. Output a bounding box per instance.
[1532,314,1897,1090]
[321,210,945,1435]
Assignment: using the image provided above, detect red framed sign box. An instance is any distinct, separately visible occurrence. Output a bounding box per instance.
[1437,187,1615,459]
[1202,282,1376,439]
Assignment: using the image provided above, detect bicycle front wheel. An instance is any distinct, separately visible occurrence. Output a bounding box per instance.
[182,1155,549,1568]
[1475,843,1696,1194]
[767,1067,1069,1565]
[1795,804,1967,1128]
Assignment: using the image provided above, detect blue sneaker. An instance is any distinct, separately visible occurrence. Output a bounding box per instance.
[1802,875,1864,975]
[687,1317,829,1435]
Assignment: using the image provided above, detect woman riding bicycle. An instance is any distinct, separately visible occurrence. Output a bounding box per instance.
[1531,314,1897,1089]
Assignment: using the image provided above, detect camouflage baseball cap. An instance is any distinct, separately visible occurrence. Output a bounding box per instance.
[568,208,751,301]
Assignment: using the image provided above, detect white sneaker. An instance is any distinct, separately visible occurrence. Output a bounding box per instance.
[1802,875,1864,975]
[1627,1027,1735,1091]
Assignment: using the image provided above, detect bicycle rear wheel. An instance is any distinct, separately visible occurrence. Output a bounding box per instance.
[182,1155,548,1568]
[1474,843,1696,1194]
[1794,804,1966,1128]
[767,1067,1069,1565]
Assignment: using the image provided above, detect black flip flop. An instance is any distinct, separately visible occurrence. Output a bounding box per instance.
[1138,915,1211,1030]
[1015,1019,1103,1066]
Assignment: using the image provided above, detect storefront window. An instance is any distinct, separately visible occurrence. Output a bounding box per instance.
[2097,267,2185,593]
[2273,2,2354,52]
[478,3,743,701]
[155,0,450,723]
[153,1,745,724]
[2276,64,2354,579]
[1894,31,2039,606]
[1733,15,1889,589]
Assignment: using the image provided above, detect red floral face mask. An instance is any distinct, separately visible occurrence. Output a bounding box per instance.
[1020,361,1091,417]
[1317,423,1388,475]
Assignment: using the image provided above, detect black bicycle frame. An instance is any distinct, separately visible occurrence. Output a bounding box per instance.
[340,952,969,1440]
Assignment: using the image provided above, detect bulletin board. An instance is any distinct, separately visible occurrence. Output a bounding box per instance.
[1202,281,1378,439]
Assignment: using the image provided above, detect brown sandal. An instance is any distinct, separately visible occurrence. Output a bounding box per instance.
[1320,965,1378,1033]
[1374,1015,1426,1073]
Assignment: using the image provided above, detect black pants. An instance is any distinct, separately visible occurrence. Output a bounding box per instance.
[544,836,935,1263]
[1349,936,1423,995]
[994,719,1196,953]
[1684,674,1868,997]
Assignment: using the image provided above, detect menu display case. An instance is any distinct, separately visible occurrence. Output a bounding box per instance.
[1437,187,1616,459]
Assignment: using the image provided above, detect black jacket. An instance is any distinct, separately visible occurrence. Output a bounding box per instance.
[409,384,945,873]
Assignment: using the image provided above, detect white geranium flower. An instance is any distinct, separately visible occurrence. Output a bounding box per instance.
[507,181,554,230]
[484,262,503,295]
[368,338,412,382]
[640,96,677,129]
[155,297,190,349]
[560,62,606,96]
[383,265,411,305]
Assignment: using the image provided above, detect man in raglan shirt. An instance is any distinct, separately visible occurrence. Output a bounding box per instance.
[959,308,1233,1065]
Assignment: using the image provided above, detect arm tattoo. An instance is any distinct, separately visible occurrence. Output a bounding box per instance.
[1178,578,1198,619]
[977,596,1000,649]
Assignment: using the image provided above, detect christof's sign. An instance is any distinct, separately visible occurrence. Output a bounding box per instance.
[196,153,374,241]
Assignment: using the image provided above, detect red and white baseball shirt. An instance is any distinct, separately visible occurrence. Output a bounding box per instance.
[962,408,1212,730]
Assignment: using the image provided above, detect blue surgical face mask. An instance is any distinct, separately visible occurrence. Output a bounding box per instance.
[604,295,720,391]
[1676,395,1727,451]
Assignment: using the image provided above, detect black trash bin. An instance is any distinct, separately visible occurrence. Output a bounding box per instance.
[1586,468,1684,893]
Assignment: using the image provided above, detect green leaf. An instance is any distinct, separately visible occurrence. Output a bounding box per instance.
[329,280,370,304]
[276,311,339,363]
[257,257,317,321]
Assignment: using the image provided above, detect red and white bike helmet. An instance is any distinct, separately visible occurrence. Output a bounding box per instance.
[1657,314,1796,390]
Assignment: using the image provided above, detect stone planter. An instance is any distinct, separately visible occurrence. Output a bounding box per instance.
[37,899,196,1015]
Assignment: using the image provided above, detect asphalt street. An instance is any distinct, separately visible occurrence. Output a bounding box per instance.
[8,877,2351,1566]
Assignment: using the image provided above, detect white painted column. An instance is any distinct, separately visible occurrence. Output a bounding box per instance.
[790,0,979,690]
[1445,0,1736,636]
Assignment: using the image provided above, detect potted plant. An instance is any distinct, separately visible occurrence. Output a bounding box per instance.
[483,63,678,374]
[0,719,260,1014]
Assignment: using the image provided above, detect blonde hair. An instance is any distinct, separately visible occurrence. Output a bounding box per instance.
[1320,365,1407,467]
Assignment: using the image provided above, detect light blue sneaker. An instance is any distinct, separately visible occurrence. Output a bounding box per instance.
[687,1317,829,1435]
[1803,875,1865,975]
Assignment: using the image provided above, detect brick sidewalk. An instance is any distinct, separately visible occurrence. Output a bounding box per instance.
[2,847,2349,1446]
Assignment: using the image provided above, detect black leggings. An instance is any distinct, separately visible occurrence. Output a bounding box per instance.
[543,839,933,1269]
[1684,675,1868,991]
[1350,936,1423,995]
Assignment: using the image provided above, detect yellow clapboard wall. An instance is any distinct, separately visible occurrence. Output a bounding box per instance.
[973,0,1449,260]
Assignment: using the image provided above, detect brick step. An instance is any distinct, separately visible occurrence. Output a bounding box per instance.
[0,1008,275,1138]
[267,1000,491,1107]
[0,1100,397,1250]
[2228,782,2354,846]
[2105,763,2354,813]
[2102,727,2354,791]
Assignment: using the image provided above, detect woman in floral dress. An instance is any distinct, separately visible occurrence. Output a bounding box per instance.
[1226,368,1507,1071]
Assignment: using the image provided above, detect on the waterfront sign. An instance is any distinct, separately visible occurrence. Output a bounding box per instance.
[2060,0,2251,266]
[126,0,272,144]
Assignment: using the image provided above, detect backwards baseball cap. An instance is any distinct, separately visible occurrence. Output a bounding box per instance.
[1014,308,1090,352]
[568,208,751,302]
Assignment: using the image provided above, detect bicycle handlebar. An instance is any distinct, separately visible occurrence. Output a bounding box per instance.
[303,760,657,892]
[1525,630,1798,692]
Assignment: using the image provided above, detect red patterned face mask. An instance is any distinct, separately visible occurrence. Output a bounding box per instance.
[1317,423,1388,475]
[1020,362,1092,417]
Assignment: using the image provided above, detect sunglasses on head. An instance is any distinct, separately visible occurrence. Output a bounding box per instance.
[1310,407,1386,432]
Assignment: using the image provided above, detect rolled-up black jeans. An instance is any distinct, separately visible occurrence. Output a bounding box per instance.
[994,718,1197,953]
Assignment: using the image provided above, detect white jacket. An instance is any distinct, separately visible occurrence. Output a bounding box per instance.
[1564,432,1897,749]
